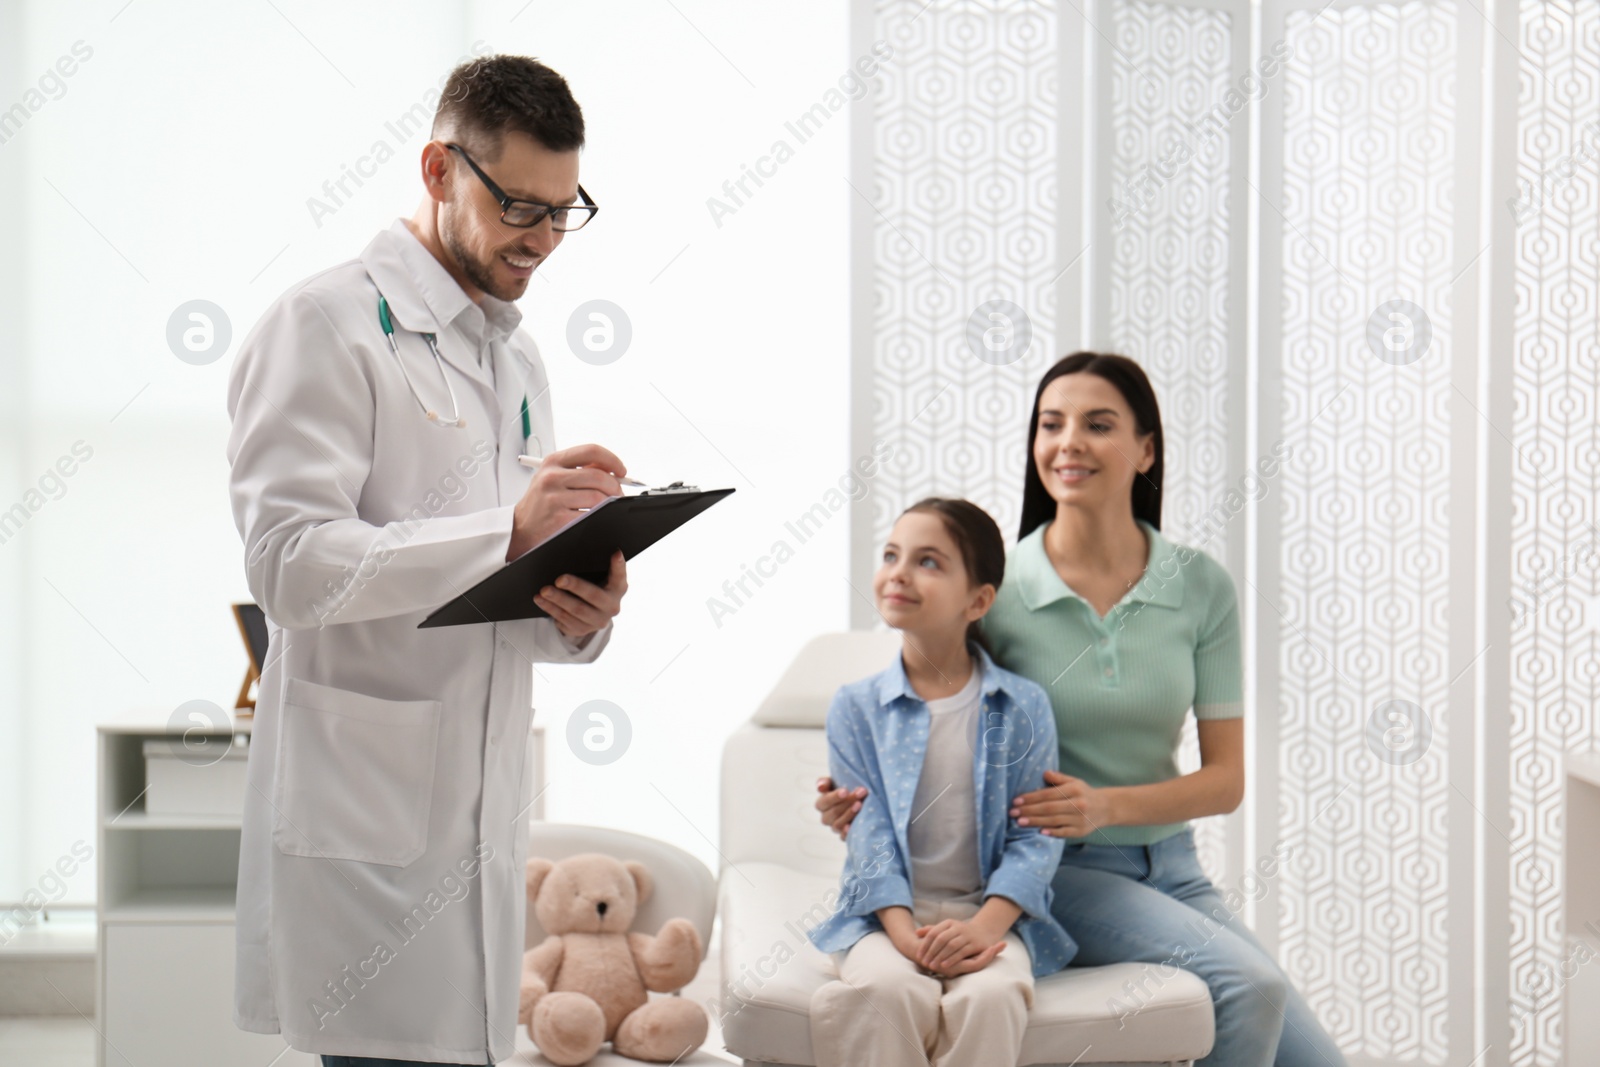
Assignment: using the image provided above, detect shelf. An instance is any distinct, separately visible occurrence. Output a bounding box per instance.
[102,810,242,831]
[97,725,250,822]
[98,719,253,736]
[95,722,263,1067]
[100,884,237,923]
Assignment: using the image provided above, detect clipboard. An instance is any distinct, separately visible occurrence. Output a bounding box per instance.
[418,483,735,628]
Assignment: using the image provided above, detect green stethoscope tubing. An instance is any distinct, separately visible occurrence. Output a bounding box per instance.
[377,293,465,428]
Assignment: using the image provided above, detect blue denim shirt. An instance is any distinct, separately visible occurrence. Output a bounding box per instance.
[806,642,1078,978]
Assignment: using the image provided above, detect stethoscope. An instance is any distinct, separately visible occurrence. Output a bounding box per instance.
[377,293,465,428]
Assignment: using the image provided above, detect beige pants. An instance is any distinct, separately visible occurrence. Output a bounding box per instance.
[809,897,1034,1067]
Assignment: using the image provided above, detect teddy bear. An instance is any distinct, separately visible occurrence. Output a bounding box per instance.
[519,852,709,1065]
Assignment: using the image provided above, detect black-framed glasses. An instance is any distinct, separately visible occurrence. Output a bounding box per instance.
[445,142,598,231]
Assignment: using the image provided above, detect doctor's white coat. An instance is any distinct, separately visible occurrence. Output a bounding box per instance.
[226,218,610,1063]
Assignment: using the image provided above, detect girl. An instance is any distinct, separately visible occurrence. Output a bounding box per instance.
[805,497,1076,1067]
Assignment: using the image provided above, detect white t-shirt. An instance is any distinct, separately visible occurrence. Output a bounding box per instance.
[906,662,985,905]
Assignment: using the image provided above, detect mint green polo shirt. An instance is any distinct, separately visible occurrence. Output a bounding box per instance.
[979,518,1243,847]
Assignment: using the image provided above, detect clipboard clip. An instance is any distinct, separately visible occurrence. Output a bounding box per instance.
[639,480,700,495]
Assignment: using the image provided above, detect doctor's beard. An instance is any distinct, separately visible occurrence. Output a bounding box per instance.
[441,210,531,303]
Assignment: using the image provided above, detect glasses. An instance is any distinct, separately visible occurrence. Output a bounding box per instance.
[445,143,598,231]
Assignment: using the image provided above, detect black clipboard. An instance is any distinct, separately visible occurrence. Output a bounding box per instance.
[418,485,735,628]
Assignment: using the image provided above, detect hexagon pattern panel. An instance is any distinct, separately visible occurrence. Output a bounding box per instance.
[864,0,1063,551]
[853,2,1599,1063]
[862,0,1248,886]
[1272,1,1459,1060]
[1508,0,1600,1064]
[1103,0,1242,904]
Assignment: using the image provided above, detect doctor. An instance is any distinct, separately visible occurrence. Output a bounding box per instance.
[226,55,626,1065]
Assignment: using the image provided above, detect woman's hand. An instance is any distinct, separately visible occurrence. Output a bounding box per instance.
[1011,769,1117,838]
[815,776,867,840]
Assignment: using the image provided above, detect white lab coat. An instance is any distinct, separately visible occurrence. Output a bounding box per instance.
[226,218,610,1063]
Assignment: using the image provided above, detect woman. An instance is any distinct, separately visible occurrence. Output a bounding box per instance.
[816,353,1345,1066]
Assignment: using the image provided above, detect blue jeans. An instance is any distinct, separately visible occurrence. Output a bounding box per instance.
[1049,828,1346,1067]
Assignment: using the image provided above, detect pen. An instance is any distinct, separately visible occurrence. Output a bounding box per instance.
[517,454,648,488]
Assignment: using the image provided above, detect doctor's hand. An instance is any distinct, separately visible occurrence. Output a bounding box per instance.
[534,550,628,640]
[507,443,628,562]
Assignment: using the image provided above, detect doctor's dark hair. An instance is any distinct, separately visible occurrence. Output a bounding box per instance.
[900,497,1005,655]
[432,54,585,159]
[1018,352,1164,542]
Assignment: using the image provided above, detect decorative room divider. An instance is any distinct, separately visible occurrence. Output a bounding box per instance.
[848,2,1598,1064]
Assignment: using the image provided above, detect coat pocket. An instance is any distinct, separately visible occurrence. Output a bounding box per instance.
[273,678,442,867]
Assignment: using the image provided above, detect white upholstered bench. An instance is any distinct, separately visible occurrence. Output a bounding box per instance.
[716,631,1215,1067]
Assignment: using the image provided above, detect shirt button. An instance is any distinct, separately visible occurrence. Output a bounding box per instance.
[1099,638,1109,648]
[1104,667,1114,678]
[490,736,498,746]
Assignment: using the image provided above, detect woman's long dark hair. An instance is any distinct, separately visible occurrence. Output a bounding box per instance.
[1018,352,1165,542]
[903,497,1006,655]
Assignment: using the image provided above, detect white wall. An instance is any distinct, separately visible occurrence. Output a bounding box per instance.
[1,0,854,903]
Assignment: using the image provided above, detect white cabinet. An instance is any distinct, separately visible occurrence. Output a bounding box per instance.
[102,923,315,1067]
[95,723,312,1067]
